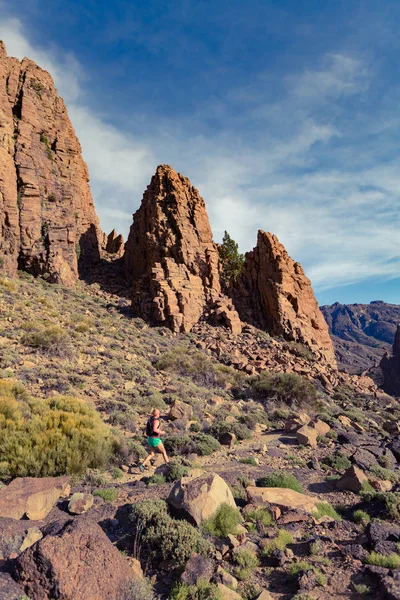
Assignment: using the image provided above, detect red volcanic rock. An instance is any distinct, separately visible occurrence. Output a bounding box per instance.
[232,231,336,366]
[124,164,241,334]
[15,518,135,600]
[0,41,101,285]
[105,229,124,257]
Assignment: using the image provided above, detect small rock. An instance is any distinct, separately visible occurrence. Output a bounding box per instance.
[68,492,94,515]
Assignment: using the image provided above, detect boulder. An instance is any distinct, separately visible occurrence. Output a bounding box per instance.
[352,448,377,470]
[338,415,351,427]
[311,419,330,436]
[15,518,135,600]
[257,592,274,600]
[0,476,70,520]
[68,492,94,515]
[336,465,368,493]
[296,425,318,447]
[219,432,236,447]
[246,487,325,515]
[168,469,236,526]
[284,413,311,432]
[0,573,27,600]
[181,554,214,585]
[169,400,193,421]
[217,583,242,600]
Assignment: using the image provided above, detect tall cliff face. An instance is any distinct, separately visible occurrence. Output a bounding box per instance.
[231,230,337,366]
[123,165,241,333]
[0,41,101,285]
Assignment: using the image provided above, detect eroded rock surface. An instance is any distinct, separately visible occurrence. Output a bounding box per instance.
[123,165,241,334]
[231,230,336,365]
[15,518,135,600]
[0,41,101,284]
[0,476,70,520]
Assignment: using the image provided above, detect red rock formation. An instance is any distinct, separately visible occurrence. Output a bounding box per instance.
[380,325,400,396]
[105,229,124,257]
[232,231,337,366]
[124,165,241,333]
[0,41,101,285]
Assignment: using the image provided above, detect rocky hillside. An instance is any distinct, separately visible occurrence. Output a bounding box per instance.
[321,301,400,373]
[0,41,102,286]
[1,272,400,600]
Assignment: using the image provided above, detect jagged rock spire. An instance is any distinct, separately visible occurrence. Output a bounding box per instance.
[230,230,337,366]
[123,165,241,333]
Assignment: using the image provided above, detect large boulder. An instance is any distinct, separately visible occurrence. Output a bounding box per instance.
[169,400,193,421]
[15,518,135,600]
[336,465,368,493]
[168,469,236,526]
[0,476,70,520]
[68,492,94,515]
[246,487,326,516]
[296,425,318,447]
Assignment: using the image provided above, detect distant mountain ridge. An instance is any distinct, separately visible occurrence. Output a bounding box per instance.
[321,300,400,373]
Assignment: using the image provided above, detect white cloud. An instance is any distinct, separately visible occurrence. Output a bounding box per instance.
[1,15,400,301]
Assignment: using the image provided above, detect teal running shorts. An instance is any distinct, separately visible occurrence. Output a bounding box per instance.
[148,437,162,448]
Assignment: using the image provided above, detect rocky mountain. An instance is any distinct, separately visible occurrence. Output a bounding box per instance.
[321,301,400,373]
[0,41,102,286]
[232,230,336,366]
[124,164,335,364]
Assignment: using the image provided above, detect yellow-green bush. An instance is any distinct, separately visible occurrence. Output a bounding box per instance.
[0,380,115,479]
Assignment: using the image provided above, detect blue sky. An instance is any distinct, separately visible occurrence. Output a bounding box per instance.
[1,0,400,305]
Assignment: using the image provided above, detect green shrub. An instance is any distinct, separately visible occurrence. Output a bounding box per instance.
[244,507,273,527]
[170,580,222,600]
[353,509,370,525]
[111,467,124,479]
[256,471,304,493]
[234,548,260,580]
[190,433,221,456]
[202,503,242,537]
[248,371,318,409]
[208,420,251,442]
[93,487,118,502]
[288,561,314,575]
[0,380,115,478]
[147,473,166,485]
[21,325,74,358]
[360,491,400,520]
[312,502,341,521]
[321,452,351,472]
[164,434,192,455]
[365,551,400,568]
[368,465,399,483]
[240,457,258,466]
[130,499,212,567]
[262,529,293,556]
[353,583,370,595]
[126,577,155,600]
[165,459,190,482]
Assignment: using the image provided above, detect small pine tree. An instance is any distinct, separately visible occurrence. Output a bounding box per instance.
[218,231,244,283]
